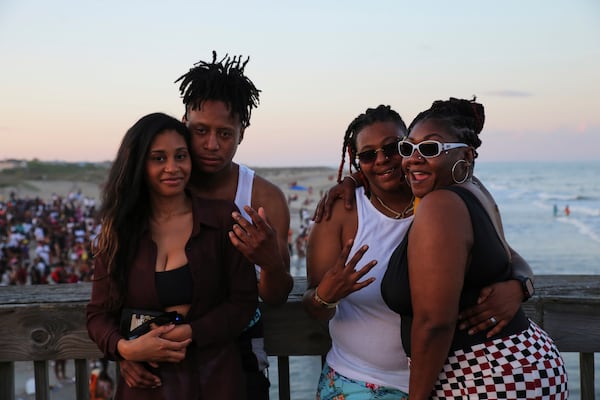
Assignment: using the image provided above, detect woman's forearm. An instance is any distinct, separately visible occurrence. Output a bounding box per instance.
[408,319,455,399]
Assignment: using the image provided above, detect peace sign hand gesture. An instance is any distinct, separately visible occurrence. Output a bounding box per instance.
[315,239,377,304]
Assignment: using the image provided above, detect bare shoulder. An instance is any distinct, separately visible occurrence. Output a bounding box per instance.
[315,193,357,230]
[251,174,287,210]
[419,188,463,209]
[250,174,290,234]
[417,189,469,224]
[460,179,500,218]
[412,189,471,246]
[467,177,495,203]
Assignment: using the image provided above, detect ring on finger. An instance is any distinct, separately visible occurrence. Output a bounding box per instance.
[489,316,498,325]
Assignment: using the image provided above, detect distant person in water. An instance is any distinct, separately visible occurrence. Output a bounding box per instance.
[553,204,558,217]
[565,204,570,216]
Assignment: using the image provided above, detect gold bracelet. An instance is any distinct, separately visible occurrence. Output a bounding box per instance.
[314,287,339,309]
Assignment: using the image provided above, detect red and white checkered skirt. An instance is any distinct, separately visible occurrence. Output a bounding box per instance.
[430,321,568,399]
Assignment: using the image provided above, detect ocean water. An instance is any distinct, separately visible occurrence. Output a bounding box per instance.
[272,161,600,399]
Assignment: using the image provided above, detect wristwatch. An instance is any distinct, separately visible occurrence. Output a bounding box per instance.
[516,276,535,301]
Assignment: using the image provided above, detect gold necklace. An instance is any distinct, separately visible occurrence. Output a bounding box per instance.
[374,194,415,219]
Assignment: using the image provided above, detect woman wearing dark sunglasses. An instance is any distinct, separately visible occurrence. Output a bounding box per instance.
[381,97,568,399]
[303,105,413,399]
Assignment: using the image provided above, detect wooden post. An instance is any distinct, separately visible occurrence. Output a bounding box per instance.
[277,356,290,400]
[0,361,15,400]
[580,352,595,400]
[75,359,89,400]
[33,360,49,400]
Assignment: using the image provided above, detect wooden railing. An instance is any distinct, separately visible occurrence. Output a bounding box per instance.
[0,275,598,400]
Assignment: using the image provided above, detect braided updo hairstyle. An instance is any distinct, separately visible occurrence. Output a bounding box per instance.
[337,105,407,183]
[408,97,485,159]
[175,51,261,128]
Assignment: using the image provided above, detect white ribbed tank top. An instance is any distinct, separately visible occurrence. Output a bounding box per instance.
[326,187,412,391]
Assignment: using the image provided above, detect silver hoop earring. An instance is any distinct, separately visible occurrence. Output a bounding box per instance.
[451,160,470,184]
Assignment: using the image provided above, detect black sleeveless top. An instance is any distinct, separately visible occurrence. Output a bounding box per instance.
[381,186,529,356]
[155,264,193,307]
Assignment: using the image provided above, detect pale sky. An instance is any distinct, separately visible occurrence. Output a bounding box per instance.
[1,0,599,167]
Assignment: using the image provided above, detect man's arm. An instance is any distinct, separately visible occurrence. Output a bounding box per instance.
[510,246,534,280]
[458,178,535,337]
[229,175,293,305]
[312,175,360,222]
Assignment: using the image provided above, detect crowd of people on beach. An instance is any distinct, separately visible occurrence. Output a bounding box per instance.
[0,190,99,287]
[0,189,111,395]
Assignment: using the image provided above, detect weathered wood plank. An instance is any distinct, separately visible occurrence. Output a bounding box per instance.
[0,275,598,363]
[0,275,598,399]
[540,302,600,352]
[262,298,331,356]
[0,304,101,361]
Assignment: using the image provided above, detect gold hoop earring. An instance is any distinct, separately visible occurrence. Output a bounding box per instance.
[451,160,470,184]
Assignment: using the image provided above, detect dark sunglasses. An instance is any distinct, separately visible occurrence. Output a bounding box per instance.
[355,141,401,164]
[398,140,468,158]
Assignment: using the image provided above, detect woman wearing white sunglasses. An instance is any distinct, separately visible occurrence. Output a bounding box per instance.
[381,97,568,399]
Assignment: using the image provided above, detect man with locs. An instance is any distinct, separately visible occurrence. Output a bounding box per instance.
[118,52,293,399]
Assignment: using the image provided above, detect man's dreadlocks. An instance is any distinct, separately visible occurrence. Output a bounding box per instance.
[175,51,261,128]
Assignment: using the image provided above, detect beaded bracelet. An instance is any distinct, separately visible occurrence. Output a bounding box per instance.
[313,287,339,309]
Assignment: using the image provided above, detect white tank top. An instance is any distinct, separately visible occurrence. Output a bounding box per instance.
[234,164,269,371]
[326,187,412,391]
[234,164,260,279]
[234,164,254,221]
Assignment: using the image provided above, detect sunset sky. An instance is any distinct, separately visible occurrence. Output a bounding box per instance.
[1,0,599,167]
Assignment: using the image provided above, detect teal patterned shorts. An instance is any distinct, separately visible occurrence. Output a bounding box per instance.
[317,362,409,400]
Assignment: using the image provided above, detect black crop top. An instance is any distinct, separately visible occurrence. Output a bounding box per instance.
[155,264,193,307]
[381,186,529,356]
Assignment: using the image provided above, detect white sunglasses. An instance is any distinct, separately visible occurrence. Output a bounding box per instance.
[398,140,468,158]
